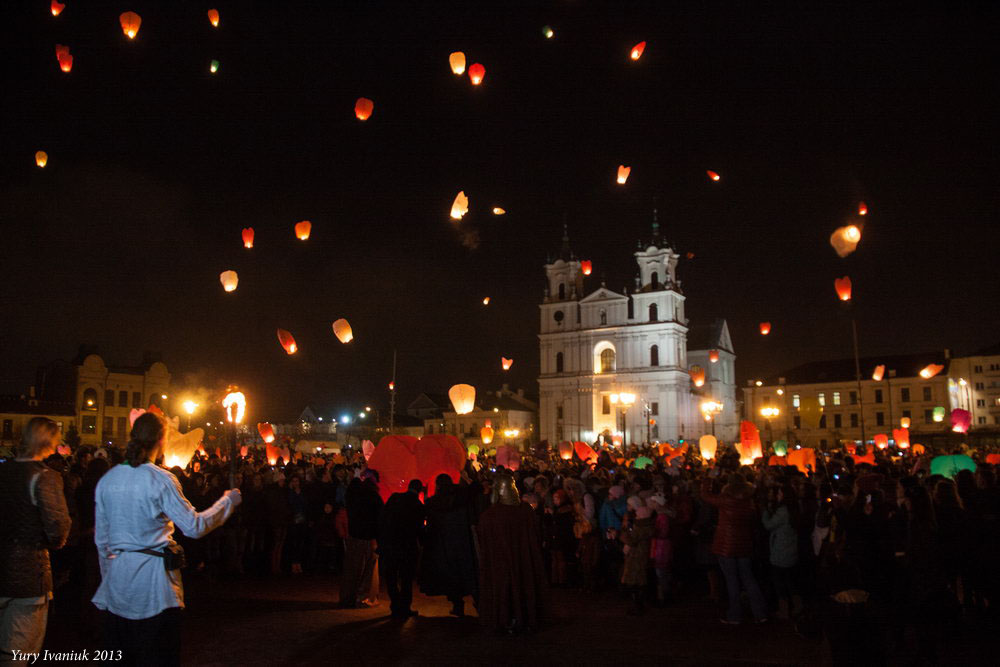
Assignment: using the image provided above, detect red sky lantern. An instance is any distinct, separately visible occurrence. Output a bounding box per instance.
[872,364,885,382]
[709,349,719,363]
[706,170,721,181]
[51,1,65,17]
[874,433,889,449]
[468,63,485,85]
[759,322,771,335]
[893,427,910,448]
[630,41,646,60]
[581,260,593,275]
[858,201,868,216]
[35,151,48,168]
[119,11,142,40]
[242,227,254,249]
[257,422,276,443]
[55,44,72,72]
[354,97,374,121]
[690,365,706,387]
[207,9,220,27]
[617,165,631,184]
[276,328,297,354]
[294,220,311,240]
[501,357,513,371]
[951,408,971,434]
[834,276,852,301]
[919,364,944,379]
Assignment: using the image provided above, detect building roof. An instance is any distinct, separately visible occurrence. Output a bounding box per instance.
[765,352,951,385]
[0,395,75,417]
[687,318,733,353]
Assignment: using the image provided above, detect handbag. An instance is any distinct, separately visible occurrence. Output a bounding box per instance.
[135,544,187,571]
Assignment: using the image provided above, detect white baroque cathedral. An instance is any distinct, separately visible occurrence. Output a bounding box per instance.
[538,221,739,446]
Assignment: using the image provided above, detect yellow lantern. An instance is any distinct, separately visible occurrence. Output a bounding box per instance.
[35,151,48,168]
[699,434,717,460]
[449,51,466,75]
[295,220,312,240]
[119,11,142,40]
[616,165,631,184]
[219,270,238,292]
[332,318,353,343]
[492,207,506,215]
[450,191,469,219]
[162,428,204,470]
[448,383,476,415]
[830,225,862,258]
[900,417,911,429]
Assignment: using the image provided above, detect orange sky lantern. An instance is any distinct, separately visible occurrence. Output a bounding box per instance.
[900,416,911,429]
[51,1,65,17]
[858,201,868,216]
[919,364,943,379]
[449,384,476,415]
[242,227,254,249]
[834,276,852,301]
[759,322,771,335]
[35,151,48,168]
[690,365,706,387]
[449,52,466,75]
[55,45,72,72]
[492,207,505,215]
[558,441,573,460]
[706,170,721,181]
[709,349,719,363]
[830,224,862,257]
[468,63,485,85]
[450,191,469,219]
[219,270,238,292]
[482,297,490,305]
[277,328,297,354]
[257,422,275,443]
[354,97,374,121]
[630,41,646,60]
[501,357,513,371]
[699,434,717,460]
[207,9,219,27]
[617,165,631,184]
[893,427,910,448]
[872,364,885,382]
[294,220,311,240]
[874,433,889,450]
[332,318,353,343]
[581,260,593,275]
[481,425,494,445]
[119,11,141,39]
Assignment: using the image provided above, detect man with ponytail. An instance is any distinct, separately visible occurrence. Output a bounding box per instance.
[92,412,241,666]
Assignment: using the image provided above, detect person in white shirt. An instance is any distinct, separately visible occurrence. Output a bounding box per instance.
[92,412,241,666]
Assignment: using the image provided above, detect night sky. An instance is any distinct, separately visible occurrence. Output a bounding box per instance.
[2,0,998,421]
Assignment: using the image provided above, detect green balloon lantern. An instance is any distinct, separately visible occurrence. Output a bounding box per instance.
[773,439,788,457]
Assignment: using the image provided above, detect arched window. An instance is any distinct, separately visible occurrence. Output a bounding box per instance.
[558,283,566,300]
[82,388,98,411]
[650,345,659,366]
[600,309,607,325]
[600,348,616,373]
[649,303,658,322]
[651,271,659,290]
[556,352,564,373]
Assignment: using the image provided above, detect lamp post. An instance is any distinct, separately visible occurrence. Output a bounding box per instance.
[760,406,780,447]
[222,389,246,489]
[182,400,198,433]
[701,399,723,437]
[609,392,636,448]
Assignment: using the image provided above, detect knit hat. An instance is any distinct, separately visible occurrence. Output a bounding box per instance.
[608,485,625,499]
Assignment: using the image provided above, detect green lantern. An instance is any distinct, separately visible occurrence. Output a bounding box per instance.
[634,455,653,470]
[773,439,788,457]
[467,443,480,456]
[542,25,554,39]
[209,59,220,74]
[932,406,946,423]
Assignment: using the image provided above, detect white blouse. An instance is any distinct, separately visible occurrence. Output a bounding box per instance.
[92,463,236,620]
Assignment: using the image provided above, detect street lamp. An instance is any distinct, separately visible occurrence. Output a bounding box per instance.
[701,400,723,436]
[759,406,780,446]
[182,400,198,432]
[609,392,636,447]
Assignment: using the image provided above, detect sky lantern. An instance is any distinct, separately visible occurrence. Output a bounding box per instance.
[480,425,494,446]
[119,12,141,40]
[893,427,910,448]
[207,9,220,27]
[919,364,944,379]
[55,45,72,72]
[858,201,868,216]
[759,322,771,335]
[219,270,238,292]
[482,297,490,305]
[332,318,353,343]
[690,365,706,387]
[35,151,48,168]
[951,408,971,434]
[450,191,469,219]
[834,276,852,301]
[739,421,763,461]
[900,416,911,429]
[830,224,862,257]
[257,422,276,443]
[933,406,945,422]
[209,59,220,74]
[294,220,311,240]
[630,41,646,60]
[558,441,573,460]
[543,25,554,39]
[581,260,593,275]
[617,165,631,184]
[468,63,485,85]
[706,170,721,181]
[874,433,889,450]
[449,51,466,75]
[699,434,717,460]
[871,364,885,382]
[772,439,789,457]
[501,357,513,371]
[276,328,297,354]
[162,428,203,470]
[51,1,65,17]
[242,227,254,248]
[354,97,374,121]
[448,384,476,415]
[709,349,719,363]
[492,207,505,215]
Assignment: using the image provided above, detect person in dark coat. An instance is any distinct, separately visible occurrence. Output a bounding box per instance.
[477,473,547,634]
[420,474,477,617]
[340,475,383,608]
[379,479,425,619]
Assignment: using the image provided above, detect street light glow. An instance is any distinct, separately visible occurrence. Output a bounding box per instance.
[182,400,198,416]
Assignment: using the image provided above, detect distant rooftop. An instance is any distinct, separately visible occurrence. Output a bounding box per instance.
[763,352,950,385]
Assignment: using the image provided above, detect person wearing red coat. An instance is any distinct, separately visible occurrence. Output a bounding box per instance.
[701,474,768,624]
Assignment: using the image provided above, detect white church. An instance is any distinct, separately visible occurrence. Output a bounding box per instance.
[538,220,739,446]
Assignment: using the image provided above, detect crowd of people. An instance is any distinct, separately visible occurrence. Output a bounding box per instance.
[2,415,999,665]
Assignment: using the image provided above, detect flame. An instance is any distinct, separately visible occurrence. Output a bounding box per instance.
[223,390,246,424]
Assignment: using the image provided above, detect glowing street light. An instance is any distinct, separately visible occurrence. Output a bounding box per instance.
[701,400,724,436]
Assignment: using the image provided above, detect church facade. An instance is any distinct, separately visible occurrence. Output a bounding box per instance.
[538,224,738,446]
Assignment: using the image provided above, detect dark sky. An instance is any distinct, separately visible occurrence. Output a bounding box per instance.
[2,0,998,421]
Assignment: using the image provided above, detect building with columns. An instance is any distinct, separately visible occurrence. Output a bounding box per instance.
[538,223,738,446]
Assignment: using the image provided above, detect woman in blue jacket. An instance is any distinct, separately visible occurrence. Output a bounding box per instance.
[761,483,800,619]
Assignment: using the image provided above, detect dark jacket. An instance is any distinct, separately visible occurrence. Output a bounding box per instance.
[420,486,477,597]
[378,491,425,558]
[701,478,756,558]
[0,461,72,597]
[346,479,383,540]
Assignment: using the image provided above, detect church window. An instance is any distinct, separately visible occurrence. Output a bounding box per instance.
[649,303,658,322]
[558,283,565,300]
[556,352,564,373]
[600,310,607,325]
[600,348,616,373]
[82,388,98,411]
[602,395,611,414]
[651,271,659,290]
[556,405,563,420]
[651,402,659,415]
[553,310,564,323]
[650,345,659,366]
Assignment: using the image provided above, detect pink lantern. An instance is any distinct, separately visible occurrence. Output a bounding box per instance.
[574,441,598,464]
[495,444,521,471]
[951,408,971,434]
[362,439,375,461]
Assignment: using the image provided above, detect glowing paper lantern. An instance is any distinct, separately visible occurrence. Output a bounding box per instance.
[242,227,254,248]
[759,322,771,335]
[367,435,419,500]
[482,297,490,305]
[294,220,311,240]
[57,444,71,456]
[874,433,889,450]
[279,446,291,463]
[799,396,821,429]
[768,456,787,466]
[709,349,719,363]
[616,165,631,184]
[163,428,204,470]
[830,225,862,258]
[332,318,353,343]
[986,453,1000,465]
[480,426,494,445]
[51,1,65,17]
[55,45,72,72]
[690,365,706,387]
[448,383,476,415]
[835,276,852,301]
[575,441,598,464]
[634,456,653,470]
[129,409,145,427]
[893,428,910,448]
[911,443,925,456]
[630,41,646,60]
[858,201,868,216]
[354,97,374,121]
[35,151,48,168]
[773,439,788,456]
[495,444,520,471]
[207,9,219,27]
[933,406,945,422]
[209,60,219,74]
[492,207,505,215]
[872,364,885,382]
[449,51,466,75]
[240,446,248,458]
[543,25,554,39]
[362,439,375,461]
[219,270,238,292]
[919,364,944,379]
[950,408,971,434]
[930,454,976,479]
[787,448,817,474]
[558,441,573,460]
[450,191,469,219]
[699,434,717,460]
[468,63,485,85]
[467,444,480,458]
[739,421,763,461]
[900,417,911,429]
[706,170,721,182]
[119,12,142,40]
[276,328,297,354]
[581,260,593,276]
[501,357,513,371]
